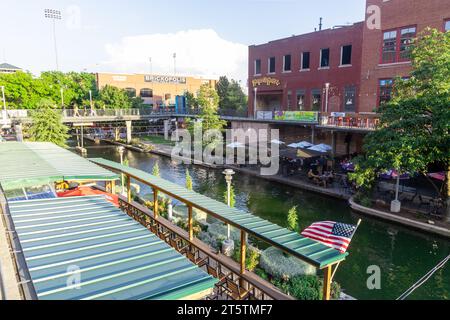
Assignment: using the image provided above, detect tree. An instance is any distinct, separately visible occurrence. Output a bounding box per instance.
[28,98,69,147]
[152,161,160,177]
[185,91,198,113]
[287,206,299,232]
[97,85,132,109]
[216,76,247,116]
[351,29,450,214]
[185,168,193,190]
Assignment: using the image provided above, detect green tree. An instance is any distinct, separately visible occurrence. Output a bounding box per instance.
[152,161,160,177]
[97,85,132,109]
[351,29,450,214]
[185,91,198,112]
[28,99,69,147]
[216,76,247,116]
[185,168,193,190]
[287,206,299,232]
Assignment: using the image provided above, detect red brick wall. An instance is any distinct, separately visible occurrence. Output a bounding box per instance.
[248,22,364,116]
[359,0,450,112]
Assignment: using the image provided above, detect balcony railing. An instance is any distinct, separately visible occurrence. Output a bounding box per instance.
[319,112,380,130]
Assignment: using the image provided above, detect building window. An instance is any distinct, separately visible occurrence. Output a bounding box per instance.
[301,52,310,70]
[399,27,416,61]
[320,48,330,68]
[254,59,261,75]
[283,55,292,72]
[341,45,352,65]
[140,88,153,98]
[446,19,450,31]
[312,89,322,111]
[379,79,393,105]
[344,86,356,112]
[381,26,416,64]
[268,57,276,73]
[125,88,136,97]
[164,93,172,100]
[287,90,292,110]
[296,89,306,110]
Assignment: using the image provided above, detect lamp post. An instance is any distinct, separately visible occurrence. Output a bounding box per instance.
[222,169,235,256]
[117,146,126,195]
[324,83,330,113]
[44,9,62,71]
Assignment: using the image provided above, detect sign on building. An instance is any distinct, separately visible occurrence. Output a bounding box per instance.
[145,75,187,84]
[274,111,318,123]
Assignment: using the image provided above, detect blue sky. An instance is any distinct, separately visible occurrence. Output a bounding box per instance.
[0,0,366,83]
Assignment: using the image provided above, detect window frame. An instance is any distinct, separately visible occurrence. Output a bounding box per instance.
[378,78,394,106]
[343,86,357,112]
[445,19,450,32]
[319,48,330,69]
[268,57,276,74]
[283,54,292,73]
[340,45,353,66]
[380,25,417,64]
[311,89,322,111]
[254,59,261,76]
[300,52,310,71]
[139,88,153,98]
[296,89,306,110]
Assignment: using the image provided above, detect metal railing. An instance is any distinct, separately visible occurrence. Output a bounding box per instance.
[319,113,380,130]
[117,197,293,300]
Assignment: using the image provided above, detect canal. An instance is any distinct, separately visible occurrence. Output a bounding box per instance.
[77,142,450,300]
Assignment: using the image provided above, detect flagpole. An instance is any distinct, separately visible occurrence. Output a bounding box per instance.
[330,219,362,281]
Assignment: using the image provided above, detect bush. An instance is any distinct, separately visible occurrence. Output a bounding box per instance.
[260,247,316,279]
[232,245,261,272]
[272,275,341,300]
[207,222,241,243]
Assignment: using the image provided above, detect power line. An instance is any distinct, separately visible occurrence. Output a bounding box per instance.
[397,254,450,300]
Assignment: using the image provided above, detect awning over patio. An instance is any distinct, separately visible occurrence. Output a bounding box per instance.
[90,158,348,269]
[0,142,119,190]
[7,195,217,300]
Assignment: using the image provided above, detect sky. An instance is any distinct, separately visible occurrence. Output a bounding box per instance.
[0,0,366,85]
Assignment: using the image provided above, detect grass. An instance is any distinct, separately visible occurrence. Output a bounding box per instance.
[140,135,175,146]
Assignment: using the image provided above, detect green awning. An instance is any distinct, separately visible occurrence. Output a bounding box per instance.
[8,195,217,300]
[90,158,348,269]
[0,142,119,190]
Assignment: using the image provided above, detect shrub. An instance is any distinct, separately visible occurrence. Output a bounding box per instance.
[272,275,341,300]
[232,245,261,272]
[207,222,241,243]
[287,206,299,232]
[260,247,316,279]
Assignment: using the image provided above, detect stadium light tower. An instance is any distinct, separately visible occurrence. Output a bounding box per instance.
[44,9,62,71]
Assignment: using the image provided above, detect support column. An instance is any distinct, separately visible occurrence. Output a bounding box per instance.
[188,205,193,241]
[311,125,315,145]
[15,123,23,142]
[126,175,132,203]
[126,120,132,144]
[322,266,332,300]
[110,180,116,195]
[240,230,246,275]
[163,120,170,141]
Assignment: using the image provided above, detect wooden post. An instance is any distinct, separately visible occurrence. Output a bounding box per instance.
[240,230,247,288]
[322,265,332,301]
[188,205,193,241]
[105,181,111,193]
[126,175,132,203]
[153,187,159,218]
[110,180,116,195]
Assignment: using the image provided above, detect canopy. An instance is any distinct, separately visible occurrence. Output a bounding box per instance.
[57,186,119,207]
[309,144,332,153]
[90,158,348,269]
[7,195,217,300]
[0,142,119,190]
[288,141,313,149]
[428,172,445,182]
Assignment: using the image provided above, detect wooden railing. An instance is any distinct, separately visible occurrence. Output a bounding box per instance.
[117,196,293,300]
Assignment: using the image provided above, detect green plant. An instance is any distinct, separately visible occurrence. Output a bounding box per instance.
[271,275,341,300]
[260,247,316,279]
[223,185,236,207]
[185,169,193,190]
[232,245,261,272]
[152,161,160,177]
[287,206,299,232]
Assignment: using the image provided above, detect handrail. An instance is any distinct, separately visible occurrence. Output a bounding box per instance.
[117,196,293,300]
[0,186,38,300]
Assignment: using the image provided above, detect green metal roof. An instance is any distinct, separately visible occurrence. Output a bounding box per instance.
[8,195,217,300]
[90,158,348,269]
[0,142,119,190]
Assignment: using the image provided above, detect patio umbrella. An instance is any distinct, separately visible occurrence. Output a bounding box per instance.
[380,170,410,202]
[315,143,333,151]
[287,141,313,149]
[271,139,285,145]
[308,145,329,153]
[226,142,245,148]
[428,172,446,181]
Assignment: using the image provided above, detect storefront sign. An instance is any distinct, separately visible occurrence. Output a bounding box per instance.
[252,77,281,87]
[331,112,346,117]
[274,111,318,123]
[145,75,187,84]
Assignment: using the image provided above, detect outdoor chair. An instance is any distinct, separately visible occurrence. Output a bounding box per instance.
[187,249,209,267]
[157,226,171,243]
[169,237,189,254]
[206,265,231,295]
[224,277,253,300]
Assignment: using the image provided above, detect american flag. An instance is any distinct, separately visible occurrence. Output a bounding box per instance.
[301,221,357,253]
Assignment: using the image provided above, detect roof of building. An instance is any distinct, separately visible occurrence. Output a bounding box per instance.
[0,63,21,70]
[90,158,349,269]
[7,195,217,300]
[0,142,119,190]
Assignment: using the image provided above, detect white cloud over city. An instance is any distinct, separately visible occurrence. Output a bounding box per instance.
[101,29,248,87]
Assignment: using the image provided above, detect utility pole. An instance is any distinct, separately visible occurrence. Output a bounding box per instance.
[44,9,62,71]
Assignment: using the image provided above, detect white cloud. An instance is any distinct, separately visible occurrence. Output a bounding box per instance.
[101,29,248,87]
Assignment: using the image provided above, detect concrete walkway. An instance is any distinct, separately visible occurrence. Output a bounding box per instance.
[0,213,21,300]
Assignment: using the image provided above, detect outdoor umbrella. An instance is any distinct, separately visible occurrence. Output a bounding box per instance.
[287,141,313,149]
[379,170,411,202]
[226,142,245,148]
[428,172,446,182]
[308,144,329,153]
[271,139,285,145]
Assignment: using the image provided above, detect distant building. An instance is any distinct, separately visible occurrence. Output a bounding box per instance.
[0,63,21,74]
[95,73,217,107]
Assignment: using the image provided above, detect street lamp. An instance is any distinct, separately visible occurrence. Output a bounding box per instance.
[117,146,125,194]
[324,83,330,113]
[44,9,62,71]
[222,169,235,256]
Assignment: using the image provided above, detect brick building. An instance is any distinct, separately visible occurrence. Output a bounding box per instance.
[248,0,450,116]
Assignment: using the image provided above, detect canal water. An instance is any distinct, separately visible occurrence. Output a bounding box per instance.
[78,142,450,300]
